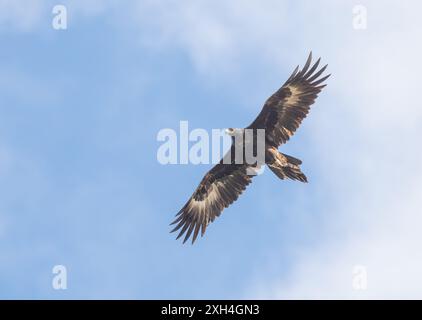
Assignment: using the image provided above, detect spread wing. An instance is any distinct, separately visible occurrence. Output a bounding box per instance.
[170,160,253,244]
[248,52,330,147]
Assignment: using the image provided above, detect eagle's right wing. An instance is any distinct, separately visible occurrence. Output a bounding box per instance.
[170,162,253,244]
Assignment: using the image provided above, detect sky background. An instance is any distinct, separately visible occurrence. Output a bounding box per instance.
[1,0,422,299]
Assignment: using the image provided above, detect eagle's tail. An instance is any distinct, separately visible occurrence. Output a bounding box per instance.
[268,151,307,183]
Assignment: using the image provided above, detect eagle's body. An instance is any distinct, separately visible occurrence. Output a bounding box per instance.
[171,53,330,244]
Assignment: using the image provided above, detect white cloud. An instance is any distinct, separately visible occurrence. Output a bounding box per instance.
[132,0,292,74]
[0,0,44,31]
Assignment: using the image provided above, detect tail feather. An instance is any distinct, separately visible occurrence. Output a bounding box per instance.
[283,153,302,165]
[268,151,307,183]
[280,164,308,182]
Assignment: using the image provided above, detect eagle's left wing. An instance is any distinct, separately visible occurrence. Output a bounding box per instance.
[248,52,330,147]
[170,163,253,244]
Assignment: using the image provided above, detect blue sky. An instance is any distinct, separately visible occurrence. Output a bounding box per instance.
[1,0,422,299]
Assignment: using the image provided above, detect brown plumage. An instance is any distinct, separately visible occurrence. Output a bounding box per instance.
[171,52,330,244]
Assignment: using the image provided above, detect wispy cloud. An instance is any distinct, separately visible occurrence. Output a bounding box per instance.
[0,0,44,32]
[131,0,293,74]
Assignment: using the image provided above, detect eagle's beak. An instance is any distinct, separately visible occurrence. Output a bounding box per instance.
[225,128,235,136]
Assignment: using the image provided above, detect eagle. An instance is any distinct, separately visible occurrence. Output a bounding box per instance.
[171,52,330,244]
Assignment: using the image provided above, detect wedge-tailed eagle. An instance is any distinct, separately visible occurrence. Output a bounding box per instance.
[171,52,330,244]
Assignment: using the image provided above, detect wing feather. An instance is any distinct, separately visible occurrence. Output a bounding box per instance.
[248,52,330,146]
[171,163,253,244]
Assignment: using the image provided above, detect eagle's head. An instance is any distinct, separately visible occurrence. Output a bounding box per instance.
[225,128,243,137]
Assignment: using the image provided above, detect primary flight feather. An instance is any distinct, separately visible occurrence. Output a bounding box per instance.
[171,52,330,244]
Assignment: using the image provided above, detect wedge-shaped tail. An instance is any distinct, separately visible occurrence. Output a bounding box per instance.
[267,149,307,183]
